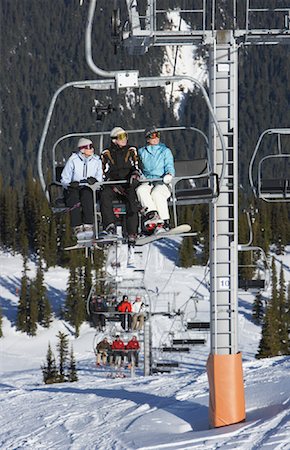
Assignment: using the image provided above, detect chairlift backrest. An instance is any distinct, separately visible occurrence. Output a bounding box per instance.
[55,166,64,183]
[174,159,208,178]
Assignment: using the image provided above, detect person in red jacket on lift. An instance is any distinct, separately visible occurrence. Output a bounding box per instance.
[117,295,132,331]
[111,335,125,366]
[126,335,140,368]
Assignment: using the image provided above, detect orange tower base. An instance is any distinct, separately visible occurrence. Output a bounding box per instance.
[206,352,246,428]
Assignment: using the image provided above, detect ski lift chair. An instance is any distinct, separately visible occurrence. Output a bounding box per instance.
[238,245,270,292]
[258,154,290,201]
[170,159,219,226]
[249,128,290,203]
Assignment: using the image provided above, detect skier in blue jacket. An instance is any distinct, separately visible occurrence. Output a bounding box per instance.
[137,127,175,233]
[61,138,103,236]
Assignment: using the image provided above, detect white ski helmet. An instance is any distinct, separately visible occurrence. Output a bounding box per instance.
[110,127,126,139]
[77,137,93,148]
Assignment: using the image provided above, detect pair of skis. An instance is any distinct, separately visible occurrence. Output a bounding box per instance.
[65,224,191,250]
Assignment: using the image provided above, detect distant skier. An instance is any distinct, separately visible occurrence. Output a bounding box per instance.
[117,295,132,331]
[136,127,175,234]
[90,295,108,331]
[60,138,103,237]
[111,335,125,366]
[96,337,111,366]
[126,336,140,368]
[131,296,146,331]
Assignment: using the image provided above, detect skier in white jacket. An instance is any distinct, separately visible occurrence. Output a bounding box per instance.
[131,296,146,330]
[61,138,103,236]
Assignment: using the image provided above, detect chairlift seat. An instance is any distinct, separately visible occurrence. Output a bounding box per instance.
[162,347,190,352]
[172,338,206,345]
[186,322,210,330]
[156,362,179,368]
[260,178,290,198]
[152,368,171,374]
[170,159,218,206]
[238,279,265,291]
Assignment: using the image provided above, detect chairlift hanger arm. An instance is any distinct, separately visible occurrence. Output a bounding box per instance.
[38,76,226,201]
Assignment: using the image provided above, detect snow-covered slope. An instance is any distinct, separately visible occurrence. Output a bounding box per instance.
[1,244,290,450]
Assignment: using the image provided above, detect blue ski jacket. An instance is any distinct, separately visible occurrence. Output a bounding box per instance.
[61,152,103,188]
[138,142,175,179]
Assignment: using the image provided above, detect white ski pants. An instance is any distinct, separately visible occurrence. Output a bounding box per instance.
[136,182,171,220]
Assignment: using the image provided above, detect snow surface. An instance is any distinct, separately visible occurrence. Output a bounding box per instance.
[1,242,290,450]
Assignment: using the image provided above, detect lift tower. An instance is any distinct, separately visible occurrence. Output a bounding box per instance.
[120,0,290,427]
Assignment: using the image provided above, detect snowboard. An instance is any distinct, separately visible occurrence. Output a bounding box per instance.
[135,224,192,246]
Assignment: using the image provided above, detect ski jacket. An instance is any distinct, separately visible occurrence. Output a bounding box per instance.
[101,142,140,181]
[96,340,111,352]
[117,300,132,313]
[126,339,140,350]
[61,151,103,189]
[138,142,175,180]
[131,301,146,314]
[91,299,108,312]
[111,339,125,350]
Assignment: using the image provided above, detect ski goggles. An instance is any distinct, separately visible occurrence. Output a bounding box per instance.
[79,144,94,150]
[115,132,128,140]
[147,131,160,139]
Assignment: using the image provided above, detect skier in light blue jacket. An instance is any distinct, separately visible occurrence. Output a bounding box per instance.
[61,138,103,236]
[136,127,175,233]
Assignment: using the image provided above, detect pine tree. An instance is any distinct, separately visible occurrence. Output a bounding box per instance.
[252,291,264,325]
[27,281,38,336]
[41,342,58,384]
[32,263,52,327]
[179,236,195,267]
[68,345,78,382]
[64,255,86,337]
[277,263,288,354]
[286,283,290,355]
[17,213,29,258]
[256,257,280,358]
[16,259,30,333]
[56,331,69,382]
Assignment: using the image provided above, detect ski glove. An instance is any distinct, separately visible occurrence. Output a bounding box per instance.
[69,181,79,188]
[87,177,97,185]
[163,174,173,185]
[130,171,141,185]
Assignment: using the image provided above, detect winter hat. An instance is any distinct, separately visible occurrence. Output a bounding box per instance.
[78,137,93,148]
[110,127,126,139]
[145,126,158,138]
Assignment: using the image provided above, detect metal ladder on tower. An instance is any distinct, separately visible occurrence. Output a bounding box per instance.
[209,30,238,355]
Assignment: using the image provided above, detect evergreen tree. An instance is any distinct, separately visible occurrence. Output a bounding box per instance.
[17,211,29,258]
[256,257,280,358]
[179,236,195,267]
[41,342,58,384]
[56,331,69,382]
[277,263,288,354]
[16,259,30,333]
[252,291,264,325]
[27,281,38,336]
[286,282,290,355]
[32,263,52,327]
[64,255,86,337]
[68,345,78,382]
